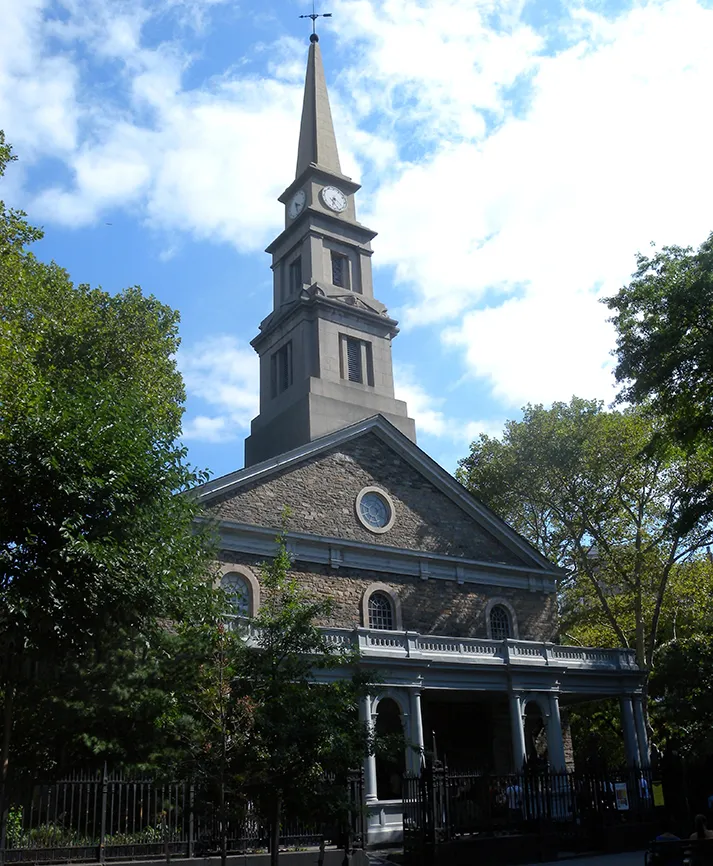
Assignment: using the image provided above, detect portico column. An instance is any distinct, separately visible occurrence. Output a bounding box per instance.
[633,696,650,769]
[509,692,527,772]
[409,688,425,774]
[619,696,641,769]
[360,695,378,802]
[546,694,567,772]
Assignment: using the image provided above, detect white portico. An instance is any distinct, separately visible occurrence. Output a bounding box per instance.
[320,627,649,844]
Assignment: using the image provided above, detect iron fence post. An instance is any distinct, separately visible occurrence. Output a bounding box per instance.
[188,784,194,859]
[98,763,108,865]
[0,800,5,866]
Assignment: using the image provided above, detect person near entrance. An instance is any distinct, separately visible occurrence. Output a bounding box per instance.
[505,777,524,824]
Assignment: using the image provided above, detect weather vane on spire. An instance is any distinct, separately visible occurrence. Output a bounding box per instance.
[299,0,332,42]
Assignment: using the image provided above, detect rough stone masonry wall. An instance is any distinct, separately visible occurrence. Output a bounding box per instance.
[219,551,558,642]
[211,433,527,566]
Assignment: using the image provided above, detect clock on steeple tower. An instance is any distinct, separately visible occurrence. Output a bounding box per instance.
[244,33,416,467]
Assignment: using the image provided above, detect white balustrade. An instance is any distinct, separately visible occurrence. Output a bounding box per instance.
[317,627,637,671]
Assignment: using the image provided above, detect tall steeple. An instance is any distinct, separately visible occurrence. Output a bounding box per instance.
[244,35,415,467]
[296,36,342,177]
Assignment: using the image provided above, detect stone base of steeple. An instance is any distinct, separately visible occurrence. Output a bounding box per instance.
[245,384,416,467]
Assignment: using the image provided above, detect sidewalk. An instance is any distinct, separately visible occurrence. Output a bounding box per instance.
[531,851,645,866]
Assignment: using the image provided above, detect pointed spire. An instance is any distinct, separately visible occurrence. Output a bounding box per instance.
[296,35,342,178]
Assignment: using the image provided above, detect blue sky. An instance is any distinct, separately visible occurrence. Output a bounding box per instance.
[2,0,713,482]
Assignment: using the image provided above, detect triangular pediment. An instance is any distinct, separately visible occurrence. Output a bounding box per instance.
[195,416,560,578]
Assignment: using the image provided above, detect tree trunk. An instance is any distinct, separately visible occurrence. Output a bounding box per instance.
[0,677,16,858]
[219,779,227,866]
[269,793,281,866]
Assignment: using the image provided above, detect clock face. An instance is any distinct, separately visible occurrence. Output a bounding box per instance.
[287,189,306,220]
[321,186,348,213]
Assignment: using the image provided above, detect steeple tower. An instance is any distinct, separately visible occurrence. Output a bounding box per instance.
[244,34,416,467]
[296,35,341,177]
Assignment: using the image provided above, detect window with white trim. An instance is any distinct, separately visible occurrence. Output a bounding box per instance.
[490,604,512,640]
[368,592,395,631]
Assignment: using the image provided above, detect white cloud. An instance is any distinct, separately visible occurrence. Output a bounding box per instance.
[336,0,713,408]
[0,0,80,157]
[2,0,305,249]
[4,0,713,425]
[394,364,501,444]
[462,418,506,442]
[179,335,259,442]
[182,414,232,443]
[394,364,449,438]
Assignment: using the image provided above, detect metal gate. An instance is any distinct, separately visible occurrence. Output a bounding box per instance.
[403,761,656,863]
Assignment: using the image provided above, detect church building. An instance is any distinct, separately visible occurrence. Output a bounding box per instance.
[192,33,649,845]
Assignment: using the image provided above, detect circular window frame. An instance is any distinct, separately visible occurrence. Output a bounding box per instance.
[355,486,396,534]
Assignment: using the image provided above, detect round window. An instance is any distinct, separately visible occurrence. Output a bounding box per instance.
[355,487,395,534]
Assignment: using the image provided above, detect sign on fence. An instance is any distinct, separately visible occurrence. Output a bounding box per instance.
[652,783,665,807]
[615,782,630,811]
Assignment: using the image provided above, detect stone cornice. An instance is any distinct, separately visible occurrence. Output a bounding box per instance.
[251,288,398,348]
[278,165,361,204]
[201,516,559,593]
[265,205,376,255]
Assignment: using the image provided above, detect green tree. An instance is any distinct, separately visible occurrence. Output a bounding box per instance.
[560,557,713,652]
[184,620,250,866]
[8,620,221,777]
[605,232,713,447]
[649,633,713,760]
[230,536,373,866]
[457,398,713,672]
[0,134,215,822]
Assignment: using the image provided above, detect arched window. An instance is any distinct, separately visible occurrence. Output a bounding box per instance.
[368,592,395,631]
[490,604,512,640]
[221,572,251,618]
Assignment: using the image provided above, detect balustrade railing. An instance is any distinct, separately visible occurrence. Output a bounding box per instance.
[231,618,636,671]
[317,628,638,671]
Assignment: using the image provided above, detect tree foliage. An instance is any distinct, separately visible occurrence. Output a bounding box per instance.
[229,537,372,865]
[457,398,713,670]
[0,134,217,788]
[606,233,713,448]
[650,633,713,759]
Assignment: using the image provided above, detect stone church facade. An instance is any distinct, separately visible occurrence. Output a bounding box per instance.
[193,33,649,845]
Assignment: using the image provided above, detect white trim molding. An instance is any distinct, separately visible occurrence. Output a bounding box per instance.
[355,486,396,534]
[362,583,403,631]
[210,518,558,595]
[371,688,410,724]
[521,692,551,720]
[218,563,261,617]
[485,597,519,640]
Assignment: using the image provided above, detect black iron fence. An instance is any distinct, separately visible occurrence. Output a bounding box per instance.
[403,763,656,860]
[1,769,364,864]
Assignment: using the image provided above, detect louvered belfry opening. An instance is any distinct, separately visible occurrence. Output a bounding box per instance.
[346,336,363,383]
[331,252,347,288]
